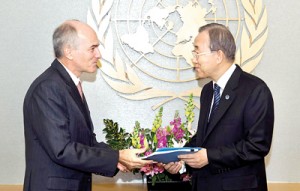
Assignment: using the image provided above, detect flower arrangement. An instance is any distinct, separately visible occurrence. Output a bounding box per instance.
[103,94,196,185]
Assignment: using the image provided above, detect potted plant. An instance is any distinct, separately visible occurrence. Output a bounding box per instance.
[103,94,196,190]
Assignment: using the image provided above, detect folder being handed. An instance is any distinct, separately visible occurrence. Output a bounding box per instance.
[140,147,202,164]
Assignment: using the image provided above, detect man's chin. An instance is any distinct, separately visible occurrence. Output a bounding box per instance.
[86,66,98,74]
[194,70,205,78]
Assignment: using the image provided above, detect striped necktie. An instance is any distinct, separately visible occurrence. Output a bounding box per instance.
[209,83,221,121]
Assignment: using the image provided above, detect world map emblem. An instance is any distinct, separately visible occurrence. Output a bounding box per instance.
[87,0,268,110]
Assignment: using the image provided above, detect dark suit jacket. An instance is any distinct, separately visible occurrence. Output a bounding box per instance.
[186,65,274,191]
[23,59,119,191]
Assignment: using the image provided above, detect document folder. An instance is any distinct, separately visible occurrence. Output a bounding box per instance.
[141,147,201,164]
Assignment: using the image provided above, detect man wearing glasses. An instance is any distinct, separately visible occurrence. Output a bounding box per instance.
[164,23,274,191]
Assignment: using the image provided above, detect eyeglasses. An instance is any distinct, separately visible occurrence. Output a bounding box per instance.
[192,51,216,59]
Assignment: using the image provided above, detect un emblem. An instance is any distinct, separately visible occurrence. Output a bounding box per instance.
[87,0,268,110]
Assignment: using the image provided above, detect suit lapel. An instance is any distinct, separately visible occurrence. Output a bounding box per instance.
[204,90,236,141]
[196,82,213,145]
[203,65,242,143]
[51,59,92,129]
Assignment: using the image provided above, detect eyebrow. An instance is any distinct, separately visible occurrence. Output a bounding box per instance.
[90,44,99,49]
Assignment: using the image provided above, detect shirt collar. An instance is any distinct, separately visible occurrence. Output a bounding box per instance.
[59,62,80,86]
[214,64,236,95]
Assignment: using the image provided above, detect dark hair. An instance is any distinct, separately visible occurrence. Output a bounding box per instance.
[52,22,78,58]
[199,23,236,62]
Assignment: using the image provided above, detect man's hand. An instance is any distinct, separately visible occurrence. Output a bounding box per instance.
[117,162,130,172]
[178,148,208,169]
[163,161,183,174]
[119,147,153,170]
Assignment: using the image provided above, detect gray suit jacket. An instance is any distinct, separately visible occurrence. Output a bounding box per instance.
[23,59,119,191]
[186,65,274,191]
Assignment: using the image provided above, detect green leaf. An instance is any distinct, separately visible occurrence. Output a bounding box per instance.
[102,119,131,150]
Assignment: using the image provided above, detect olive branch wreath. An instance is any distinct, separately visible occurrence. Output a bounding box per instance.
[87,0,268,110]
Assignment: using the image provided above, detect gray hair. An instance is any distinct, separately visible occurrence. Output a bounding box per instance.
[52,22,78,58]
[199,23,236,62]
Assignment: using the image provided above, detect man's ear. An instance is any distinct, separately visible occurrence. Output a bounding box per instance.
[64,45,73,60]
[216,50,224,64]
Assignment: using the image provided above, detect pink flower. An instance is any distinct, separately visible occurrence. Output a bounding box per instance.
[170,117,184,140]
[181,173,192,182]
[145,150,152,156]
[139,134,145,147]
[156,128,168,148]
[140,164,164,176]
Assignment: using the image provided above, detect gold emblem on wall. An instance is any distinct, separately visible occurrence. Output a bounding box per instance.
[87,0,268,110]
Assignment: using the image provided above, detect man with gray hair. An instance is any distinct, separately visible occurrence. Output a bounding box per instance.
[23,20,152,191]
[164,23,274,191]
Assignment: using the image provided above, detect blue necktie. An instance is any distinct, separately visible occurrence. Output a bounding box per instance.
[209,83,221,121]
